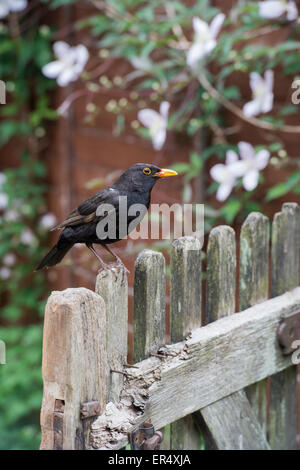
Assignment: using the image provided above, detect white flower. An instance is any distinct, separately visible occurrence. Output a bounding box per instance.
[0,193,8,210]
[243,70,274,118]
[0,267,11,280]
[0,0,27,19]
[187,13,225,67]
[4,209,19,221]
[3,253,16,266]
[42,41,89,87]
[20,228,35,246]
[258,0,298,21]
[210,150,245,201]
[138,101,170,151]
[236,142,270,191]
[40,213,57,229]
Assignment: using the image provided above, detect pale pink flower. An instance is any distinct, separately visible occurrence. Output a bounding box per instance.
[138,102,170,150]
[187,14,225,66]
[0,0,27,19]
[42,41,89,87]
[243,71,274,118]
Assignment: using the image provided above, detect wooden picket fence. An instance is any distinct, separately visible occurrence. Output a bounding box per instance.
[40,202,300,450]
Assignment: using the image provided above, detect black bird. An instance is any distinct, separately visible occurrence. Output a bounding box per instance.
[35,163,177,272]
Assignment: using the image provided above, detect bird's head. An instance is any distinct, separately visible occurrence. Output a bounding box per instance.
[115,163,178,192]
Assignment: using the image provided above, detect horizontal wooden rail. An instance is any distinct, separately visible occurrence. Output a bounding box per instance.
[89,287,300,449]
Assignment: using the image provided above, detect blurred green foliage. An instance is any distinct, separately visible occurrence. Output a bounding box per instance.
[0,2,57,450]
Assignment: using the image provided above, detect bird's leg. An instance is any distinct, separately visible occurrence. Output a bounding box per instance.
[86,243,111,272]
[102,244,130,274]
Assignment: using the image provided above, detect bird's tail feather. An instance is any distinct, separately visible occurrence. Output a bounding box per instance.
[35,241,72,271]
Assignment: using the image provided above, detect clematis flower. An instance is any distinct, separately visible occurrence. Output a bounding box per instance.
[236,142,270,191]
[0,0,27,19]
[187,13,225,67]
[4,209,19,221]
[20,228,36,246]
[3,253,16,266]
[0,193,8,210]
[0,267,11,280]
[210,150,245,201]
[138,101,170,151]
[258,0,298,21]
[243,70,274,118]
[42,41,89,87]
[40,213,57,229]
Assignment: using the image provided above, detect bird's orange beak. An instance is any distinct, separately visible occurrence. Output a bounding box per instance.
[154,168,178,178]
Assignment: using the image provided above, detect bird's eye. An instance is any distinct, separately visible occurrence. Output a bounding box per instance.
[143,167,151,175]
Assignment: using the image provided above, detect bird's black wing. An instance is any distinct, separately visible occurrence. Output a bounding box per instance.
[51,187,119,231]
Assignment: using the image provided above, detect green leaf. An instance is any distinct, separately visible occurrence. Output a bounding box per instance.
[220,199,242,223]
[265,171,300,201]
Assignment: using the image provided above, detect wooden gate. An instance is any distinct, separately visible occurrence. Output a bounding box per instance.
[40,203,300,450]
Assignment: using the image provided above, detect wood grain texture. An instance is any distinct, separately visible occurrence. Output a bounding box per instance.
[269,203,300,450]
[202,224,267,449]
[206,226,236,322]
[133,250,166,363]
[95,269,128,404]
[40,288,107,450]
[240,212,269,311]
[170,237,202,343]
[200,390,270,450]
[170,237,203,450]
[271,203,300,297]
[239,212,269,436]
[90,288,300,449]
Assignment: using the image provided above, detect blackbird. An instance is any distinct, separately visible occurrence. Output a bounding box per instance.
[35,163,177,272]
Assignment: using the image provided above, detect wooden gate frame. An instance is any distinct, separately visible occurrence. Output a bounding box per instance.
[40,203,300,450]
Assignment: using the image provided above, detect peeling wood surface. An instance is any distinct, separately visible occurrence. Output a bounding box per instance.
[90,288,300,449]
[40,288,107,450]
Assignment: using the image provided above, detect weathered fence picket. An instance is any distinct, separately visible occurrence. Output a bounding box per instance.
[95,269,128,404]
[201,225,269,450]
[169,237,203,450]
[239,212,270,435]
[206,226,236,322]
[269,203,300,450]
[40,203,300,450]
[133,250,165,363]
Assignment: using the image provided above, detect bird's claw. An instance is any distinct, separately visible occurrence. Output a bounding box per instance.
[106,259,130,274]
